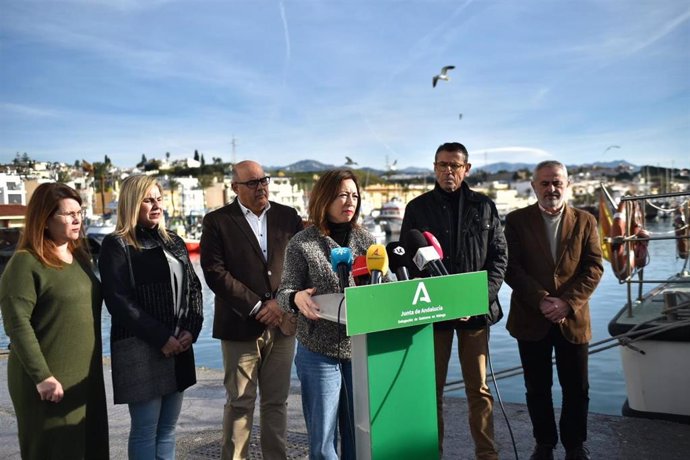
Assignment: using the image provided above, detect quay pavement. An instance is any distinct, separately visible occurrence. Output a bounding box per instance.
[1,356,688,459]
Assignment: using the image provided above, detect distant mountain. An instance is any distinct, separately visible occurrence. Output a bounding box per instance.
[399,166,433,175]
[268,159,642,175]
[269,159,334,172]
[475,162,534,173]
[267,160,433,176]
[475,159,640,174]
[576,160,639,171]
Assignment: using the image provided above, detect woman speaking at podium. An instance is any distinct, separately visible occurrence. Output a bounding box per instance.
[277,169,375,460]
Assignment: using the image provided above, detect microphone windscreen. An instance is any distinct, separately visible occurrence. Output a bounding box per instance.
[330,247,353,272]
[422,231,444,258]
[352,255,368,278]
[366,244,389,275]
[386,241,412,272]
[404,229,429,254]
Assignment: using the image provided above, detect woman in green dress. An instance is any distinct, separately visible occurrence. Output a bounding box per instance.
[0,183,109,460]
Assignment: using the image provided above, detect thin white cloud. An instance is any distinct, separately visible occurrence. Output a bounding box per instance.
[278,0,291,67]
[626,8,690,56]
[0,103,60,118]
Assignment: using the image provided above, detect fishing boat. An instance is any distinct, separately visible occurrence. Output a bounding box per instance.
[85,215,116,259]
[361,217,387,245]
[373,197,405,235]
[601,188,690,424]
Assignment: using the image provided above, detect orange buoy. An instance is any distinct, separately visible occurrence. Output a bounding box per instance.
[674,209,689,259]
[610,201,649,280]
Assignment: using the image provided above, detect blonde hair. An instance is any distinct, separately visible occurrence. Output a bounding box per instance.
[18,182,89,268]
[114,175,170,249]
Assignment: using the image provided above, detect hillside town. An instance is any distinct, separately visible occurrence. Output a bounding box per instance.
[1,152,689,247]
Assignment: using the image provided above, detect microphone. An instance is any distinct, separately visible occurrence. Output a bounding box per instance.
[386,241,411,281]
[330,247,353,293]
[352,255,370,286]
[365,244,389,284]
[422,231,449,276]
[404,229,448,277]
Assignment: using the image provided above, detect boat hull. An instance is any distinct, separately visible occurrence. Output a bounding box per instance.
[618,340,690,423]
[608,274,690,424]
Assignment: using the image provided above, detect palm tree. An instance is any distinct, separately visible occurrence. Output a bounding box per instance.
[92,161,108,215]
[169,178,180,218]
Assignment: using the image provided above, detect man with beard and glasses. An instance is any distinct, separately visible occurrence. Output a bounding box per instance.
[200,160,303,459]
[504,161,603,460]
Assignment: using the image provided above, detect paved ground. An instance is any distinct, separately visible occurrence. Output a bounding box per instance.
[1,355,689,459]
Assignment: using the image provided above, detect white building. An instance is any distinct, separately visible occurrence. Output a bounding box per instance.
[0,173,26,205]
[269,176,307,216]
[174,176,206,216]
[225,175,307,217]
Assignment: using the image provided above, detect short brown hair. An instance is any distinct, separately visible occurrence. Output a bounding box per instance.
[308,169,361,235]
[18,182,88,268]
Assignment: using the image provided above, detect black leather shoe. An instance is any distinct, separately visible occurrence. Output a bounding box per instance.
[565,445,591,460]
[529,444,554,460]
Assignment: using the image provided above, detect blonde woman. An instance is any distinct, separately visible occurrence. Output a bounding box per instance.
[99,175,203,459]
[0,182,108,459]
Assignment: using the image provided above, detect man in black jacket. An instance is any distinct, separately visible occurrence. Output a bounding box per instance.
[401,142,507,460]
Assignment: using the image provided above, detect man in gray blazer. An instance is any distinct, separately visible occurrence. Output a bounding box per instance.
[200,160,303,460]
[505,160,603,460]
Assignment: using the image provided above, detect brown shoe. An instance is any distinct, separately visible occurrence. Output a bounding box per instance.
[529,444,554,460]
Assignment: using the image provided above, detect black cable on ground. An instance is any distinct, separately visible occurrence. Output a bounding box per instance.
[486,326,519,460]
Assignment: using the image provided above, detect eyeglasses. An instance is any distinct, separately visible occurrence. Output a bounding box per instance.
[55,210,85,221]
[434,161,467,171]
[235,176,271,188]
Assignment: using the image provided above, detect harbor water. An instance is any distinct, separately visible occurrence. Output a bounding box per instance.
[0,220,685,416]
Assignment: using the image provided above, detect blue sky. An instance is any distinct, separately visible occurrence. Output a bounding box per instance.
[1,0,689,170]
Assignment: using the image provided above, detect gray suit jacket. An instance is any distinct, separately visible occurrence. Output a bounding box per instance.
[505,203,604,344]
[200,199,303,341]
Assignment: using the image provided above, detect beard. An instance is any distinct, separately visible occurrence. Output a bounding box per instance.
[540,193,564,210]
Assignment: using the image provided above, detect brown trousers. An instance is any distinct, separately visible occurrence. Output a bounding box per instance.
[435,327,498,460]
[220,329,296,460]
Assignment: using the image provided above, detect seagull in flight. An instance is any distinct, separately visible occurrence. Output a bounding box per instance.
[432,65,455,88]
[345,156,358,166]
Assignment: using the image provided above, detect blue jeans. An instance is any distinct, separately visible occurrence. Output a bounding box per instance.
[128,391,184,460]
[295,343,355,460]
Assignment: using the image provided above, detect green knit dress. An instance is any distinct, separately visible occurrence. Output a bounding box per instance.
[0,251,109,460]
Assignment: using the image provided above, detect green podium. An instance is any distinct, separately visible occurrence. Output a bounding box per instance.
[315,271,489,460]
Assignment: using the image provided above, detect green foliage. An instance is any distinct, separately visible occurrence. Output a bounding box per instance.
[144,159,161,171]
[57,170,72,183]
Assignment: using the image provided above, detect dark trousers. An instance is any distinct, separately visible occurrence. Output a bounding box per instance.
[517,324,589,450]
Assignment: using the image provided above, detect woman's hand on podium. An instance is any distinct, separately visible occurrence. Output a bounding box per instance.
[295,287,320,320]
